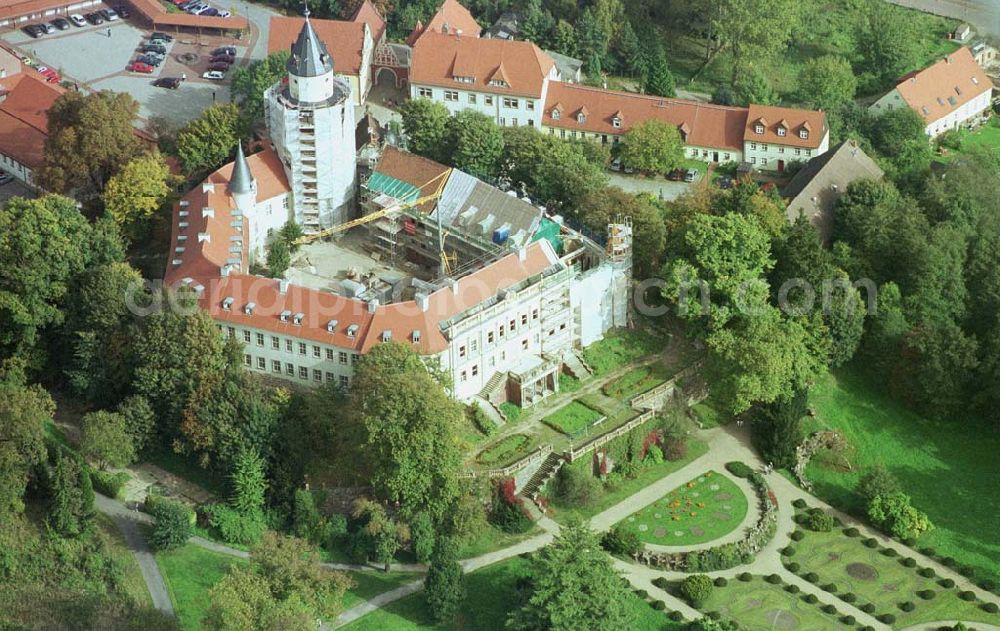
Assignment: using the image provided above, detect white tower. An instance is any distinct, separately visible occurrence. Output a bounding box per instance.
[266,6,357,232]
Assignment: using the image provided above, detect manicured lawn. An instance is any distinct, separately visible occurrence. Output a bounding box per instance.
[665,0,957,98]
[581,328,666,376]
[547,438,709,523]
[342,571,420,609]
[340,557,682,631]
[455,523,541,559]
[542,400,604,436]
[933,117,1000,164]
[156,545,246,630]
[617,470,748,546]
[786,524,999,628]
[602,363,671,400]
[690,399,728,428]
[475,433,531,466]
[804,370,1000,585]
[558,373,583,393]
[698,575,850,630]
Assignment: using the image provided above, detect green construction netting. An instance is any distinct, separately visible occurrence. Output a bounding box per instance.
[366,172,420,203]
[531,217,563,254]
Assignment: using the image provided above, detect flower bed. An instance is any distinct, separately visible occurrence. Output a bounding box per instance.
[476,434,531,466]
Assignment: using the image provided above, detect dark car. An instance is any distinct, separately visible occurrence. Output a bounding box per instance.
[207,62,230,72]
[153,77,182,89]
[141,43,167,54]
[667,168,685,181]
[716,175,734,190]
[137,54,163,66]
[85,12,104,24]
[150,31,174,41]
[202,7,219,16]
[51,17,71,30]
[212,46,236,57]
[114,4,130,17]
[22,25,44,38]
[210,54,234,64]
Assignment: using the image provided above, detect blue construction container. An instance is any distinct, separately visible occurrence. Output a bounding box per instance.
[492,225,510,245]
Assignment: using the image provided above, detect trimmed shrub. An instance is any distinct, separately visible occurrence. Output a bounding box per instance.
[707,611,722,620]
[863,538,878,548]
[899,601,915,612]
[841,615,856,625]
[860,627,874,631]
[979,579,996,591]
[879,613,896,624]
[148,497,193,551]
[920,546,936,556]
[201,503,266,546]
[601,526,642,557]
[785,584,800,594]
[903,537,917,546]
[634,589,649,600]
[917,589,936,600]
[786,562,800,573]
[792,498,807,509]
[790,530,805,541]
[938,578,955,588]
[861,603,876,614]
[882,547,898,557]
[652,577,669,590]
[652,600,667,611]
[91,470,130,500]
[713,577,728,587]
[782,546,796,557]
[901,557,917,568]
[942,556,957,567]
[822,604,837,614]
[959,566,975,578]
[919,567,936,578]
[766,574,782,584]
[804,511,834,532]
[821,583,838,593]
[668,610,683,622]
[725,461,754,478]
[843,527,860,537]
[679,574,714,607]
[144,493,196,526]
[803,593,818,604]
[738,572,752,582]
[804,572,819,583]
[982,602,999,613]
[959,590,976,601]
[842,592,856,602]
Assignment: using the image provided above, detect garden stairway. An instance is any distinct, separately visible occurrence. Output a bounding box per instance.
[479,371,508,406]
[520,452,566,507]
[470,396,505,429]
[561,350,593,380]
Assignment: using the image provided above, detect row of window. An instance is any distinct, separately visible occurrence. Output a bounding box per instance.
[748,143,812,157]
[753,123,809,139]
[418,86,535,110]
[457,310,540,359]
[688,149,733,161]
[229,327,359,365]
[457,323,569,383]
[243,354,350,388]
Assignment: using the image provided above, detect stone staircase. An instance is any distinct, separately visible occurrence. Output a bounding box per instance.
[561,350,593,380]
[520,451,566,504]
[470,396,506,430]
[479,370,508,405]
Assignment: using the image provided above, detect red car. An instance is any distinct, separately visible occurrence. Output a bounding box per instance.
[207,62,230,72]
[127,61,154,73]
[38,68,60,83]
[209,54,234,64]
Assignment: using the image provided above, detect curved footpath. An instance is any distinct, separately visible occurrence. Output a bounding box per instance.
[98,425,1000,630]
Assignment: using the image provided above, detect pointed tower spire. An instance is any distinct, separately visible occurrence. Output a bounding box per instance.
[229,140,253,195]
[288,0,333,77]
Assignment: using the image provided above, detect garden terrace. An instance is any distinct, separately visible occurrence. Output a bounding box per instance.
[694,574,850,631]
[601,363,672,401]
[541,400,605,437]
[616,470,749,547]
[783,518,999,628]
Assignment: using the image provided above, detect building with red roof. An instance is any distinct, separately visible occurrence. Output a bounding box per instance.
[0,56,65,187]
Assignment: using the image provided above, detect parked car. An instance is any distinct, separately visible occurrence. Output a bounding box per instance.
[201,7,219,16]
[207,62,230,72]
[178,0,200,8]
[193,5,214,14]
[99,8,119,20]
[37,67,60,82]
[114,4,130,17]
[141,43,167,54]
[716,175,734,190]
[85,12,104,24]
[683,168,698,183]
[210,54,234,64]
[137,54,163,66]
[667,168,685,181]
[39,22,56,34]
[150,31,174,41]
[609,157,621,172]
[153,77,182,89]
[186,3,208,13]
[0,171,13,185]
[22,25,43,38]
[202,70,225,80]
[216,10,230,17]
[50,17,71,30]
[212,46,236,56]
[69,14,87,26]
[127,61,154,73]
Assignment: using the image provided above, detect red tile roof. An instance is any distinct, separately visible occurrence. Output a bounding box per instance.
[0,72,64,168]
[371,146,451,212]
[893,47,992,124]
[351,0,386,43]
[744,104,826,149]
[268,16,367,75]
[124,0,248,31]
[410,31,554,98]
[542,82,748,151]
[0,0,64,19]
[421,0,480,40]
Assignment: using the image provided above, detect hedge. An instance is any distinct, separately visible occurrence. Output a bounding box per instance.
[738,572,752,582]
[841,615,856,625]
[901,557,917,568]
[790,530,804,541]
[842,592,856,603]
[860,603,876,613]
[724,461,754,478]
[652,600,667,611]
[959,590,976,602]
[843,527,859,537]
[803,593,818,604]
[863,538,879,548]
[982,602,999,613]
[91,470,130,501]
[804,572,819,583]
[668,611,684,622]
[882,547,898,557]
[919,567,936,578]
[879,613,896,624]
[822,604,837,614]
[938,578,955,588]
[899,601,915,612]
[713,577,728,587]
[766,574,782,584]
[786,562,800,573]
[144,493,197,526]
[918,589,936,600]
[785,584,800,594]
[652,577,669,590]
[791,498,807,509]
[821,583,838,593]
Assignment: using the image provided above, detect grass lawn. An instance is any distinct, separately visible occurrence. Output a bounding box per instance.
[804,370,1000,585]
[665,0,957,99]
[698,575,850,630]
[342,571,419,609]
[581,328,666,376]
[786,524,999,628]
[933,117,1000,165]
[690,398,728,429]
[617,470,748,546]
[475,433,531,466]
[547,438,709,523]
[156,545,246,630]
[542,400,604,436]
[558,373,583,393]
[456,523,541,559]
[340,557,682,631]
[602,363,672,400]
[498,401,522,423]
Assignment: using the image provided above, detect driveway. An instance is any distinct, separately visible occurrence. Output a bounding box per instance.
[607,172,695,201]
[886,0,1000,39]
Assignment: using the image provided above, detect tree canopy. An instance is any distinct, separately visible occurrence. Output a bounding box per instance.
[619,120,684,175]
[176,104,245,176]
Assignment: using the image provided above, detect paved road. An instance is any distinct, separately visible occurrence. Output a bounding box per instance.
[886,0,1000,39]
[95,494,175,617]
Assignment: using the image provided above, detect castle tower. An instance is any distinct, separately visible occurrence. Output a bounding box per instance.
[266,5,357,232]
[229,140,256,215]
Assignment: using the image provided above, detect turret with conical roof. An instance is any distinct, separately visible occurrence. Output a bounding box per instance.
[285,4,337,103]
[229,141,257,214]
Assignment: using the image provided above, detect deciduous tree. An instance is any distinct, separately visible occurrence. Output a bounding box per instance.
[81,410,136,469]
[575,188,666,278]
[0,381,52,523]
[48,450,93,538]
[445,110,504,180]
[857,0,917,84]
[619,120,684,175]
[400,98,450,163]
[230,50,291,123]
[176,104,245,175]
[712,0,801,84]
[102,152,173,238]
[798,55,857,111]
[424,535,464,622]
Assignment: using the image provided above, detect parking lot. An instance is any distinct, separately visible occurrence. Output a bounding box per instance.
[0,179,37,207]
[1,8,244,124]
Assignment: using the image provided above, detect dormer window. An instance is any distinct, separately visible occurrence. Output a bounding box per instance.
[244,302,256,315]
[777,127,786,137]
[612,117,622,128]
[799,129,809,139]
[222,297,234,311]
[577,113,586,123]
[971,76,979,85]
[381,330,392,342]
[552,108,561,120]
[292,312,304,326]
[326,319,338,333]
[453,75,474,84]
[279,309,291,322]
[411,330,421,343]
[755,124,764,134]
[489,79,508,88]
[347,324,359,338]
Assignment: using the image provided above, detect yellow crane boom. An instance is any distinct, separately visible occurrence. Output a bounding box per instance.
[295,168,453,245]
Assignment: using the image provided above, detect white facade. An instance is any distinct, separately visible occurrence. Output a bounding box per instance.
[245,192,292,262]
[743,132,830,171]
[0,152,36,188]
[684,144,743,165]
[224,323,360,390]
[410,67,557,128]
[869,87,992,137]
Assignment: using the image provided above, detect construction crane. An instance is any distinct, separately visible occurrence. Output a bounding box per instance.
[295,168,452,245]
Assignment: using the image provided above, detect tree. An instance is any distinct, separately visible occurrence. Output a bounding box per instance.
[867,492,933,539]
[399,98,450,162]
[266,238,291,278]
[251,532,351,616]
[176,104,244,175]
[507,522,635,630]
[352,499,410,571]
[643,45,676,97]
[711,0,801,84]
[798,55,857,111]
[733,66,777,106]
[0,195,93,365]
[231,448,268,516]
[80,410,136,469]
[410,511,435,564]
[445,110,504,180]
[203,567,316,631]
[351,343,463,522]
[893,320,978,418]
[575,189,666,277]
[856,0,916,84]
[230,50,291,123]
[425,536,465,622]
[102,151,173,238]
[501,128,607,210]
[856,464,901,506]
[679,574,714,607]
[0,381,52,523]
[619,120,684,175]
[38,91,142,200]
[751,387,807,469]
[550,19,577,57]
[862,107,928,179]
[149,497,192,551]
[48,450,93,538]
[117,395,157,455]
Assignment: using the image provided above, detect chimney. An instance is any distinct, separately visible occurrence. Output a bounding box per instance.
[368,298,380,313]
[450,279,459,294]
[416,293,429,312]
[279,279,289,294]
[518,246,527,262]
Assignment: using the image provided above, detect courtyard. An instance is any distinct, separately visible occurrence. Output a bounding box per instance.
[698,575,849,631]
[285,229,418,297]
